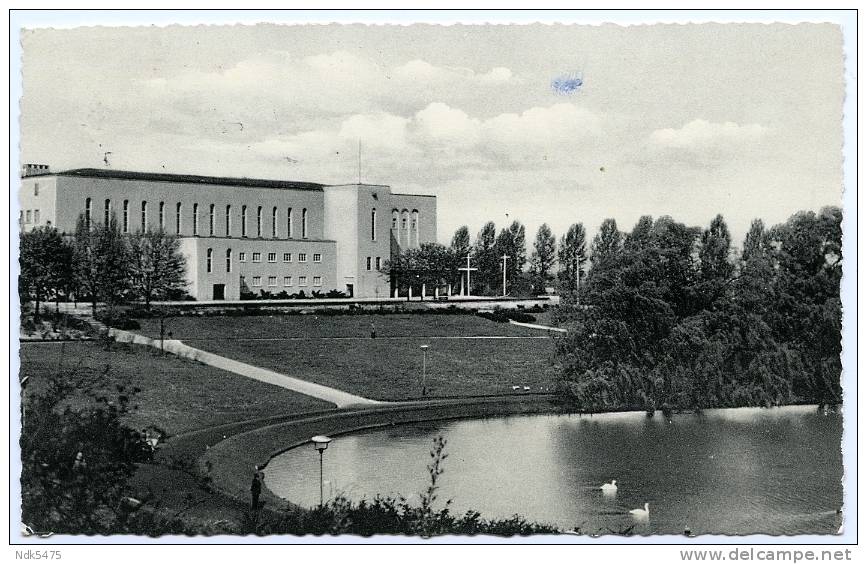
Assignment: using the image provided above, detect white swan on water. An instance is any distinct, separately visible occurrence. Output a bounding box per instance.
[600,480,617,493]
[629,503,650,519]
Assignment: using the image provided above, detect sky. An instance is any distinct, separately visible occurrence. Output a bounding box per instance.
[19,22,844,248]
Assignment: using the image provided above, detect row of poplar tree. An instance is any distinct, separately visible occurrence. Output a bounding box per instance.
[387,219,598,296]
[18,214,187,319]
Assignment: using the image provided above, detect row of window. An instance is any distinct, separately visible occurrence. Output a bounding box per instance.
[84,198,310,239]
[205,249,324,273]
[19,209,40,224]
[241,275,322,288]
[366,256,383,271]
[237,252,322,263]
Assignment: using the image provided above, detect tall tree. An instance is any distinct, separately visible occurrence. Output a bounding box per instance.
[696,214,735,307]
[129,229,188,309]
[19,226,73,320]
[472,222,498,295]
[385,243,456,294]
[589,218,622,267]
[530,223,556,293]
[449,226,472,290]
[741,218,770,263]
[73,214,133,316]
[624,215,654,252]
[556,223,588,299]
[494,220,527,295]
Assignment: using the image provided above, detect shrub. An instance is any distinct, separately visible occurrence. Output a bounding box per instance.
[95,310,141,330]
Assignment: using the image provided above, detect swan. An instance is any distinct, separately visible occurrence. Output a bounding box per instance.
[629,503,650,519]
[600,480,617,493]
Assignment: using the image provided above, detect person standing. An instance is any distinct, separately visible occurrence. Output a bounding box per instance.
[250,466,262,512]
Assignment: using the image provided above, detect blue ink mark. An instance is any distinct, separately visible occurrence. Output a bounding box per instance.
[551,73,584,95]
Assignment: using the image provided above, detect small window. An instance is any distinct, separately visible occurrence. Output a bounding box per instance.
[252,276,262,287]
[206,248,213,273]
[313,253,322,263]
[283,253,291,262]
[252,252,261,263]
[283,276,293,287]
[226,249,232,273]
[298,253,307,262]
[376,257,382,270]
[298,276,307,286]
[366,256,372,271]
[268,276,277,287]
[34,210,40,224]
[313,276,322,287]
[25,210,31,223]
[239,252,247,262]
[268,252,276,263]
[34,183,39,196]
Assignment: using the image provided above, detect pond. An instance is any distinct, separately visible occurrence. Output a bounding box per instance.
[264,405,843,535]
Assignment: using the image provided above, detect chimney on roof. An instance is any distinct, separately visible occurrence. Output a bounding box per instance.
[21,163,50,177]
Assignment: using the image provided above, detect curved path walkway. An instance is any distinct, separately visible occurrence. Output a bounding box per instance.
[108,327,379,408]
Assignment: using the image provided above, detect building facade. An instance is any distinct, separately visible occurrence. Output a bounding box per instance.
[18,166,436,300]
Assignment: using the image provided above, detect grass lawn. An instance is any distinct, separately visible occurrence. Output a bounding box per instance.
[19,341,334,436]
[135,312,546,340]
[136,314,560,400]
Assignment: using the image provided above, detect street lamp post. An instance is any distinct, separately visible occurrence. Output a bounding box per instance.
[420,344,429,396]
[311,435,332,508]
[501,254,510,296]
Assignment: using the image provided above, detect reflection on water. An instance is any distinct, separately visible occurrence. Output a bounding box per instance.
[265,405,843,535]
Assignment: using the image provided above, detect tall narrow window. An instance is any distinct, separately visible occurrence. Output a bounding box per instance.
[192,203,199,235]
[141,201,148,231]
[84,198,92,229]
[272,207,278,238]
[225,205,232,236]
[122,200,129,233]
[287,208,293,238]
[392,209,399,230]
[241,205,247,237]
[104,199,111,225]
[175,202,182,234]
[34,183,39,196]
[206,248,213,273]
[159,202,165,229]
[226,248,232,273]
[209,204,215,236]
[371,208,377,241]
[302,208,308,238]
[412,210,420,247]
[256,206,262,237]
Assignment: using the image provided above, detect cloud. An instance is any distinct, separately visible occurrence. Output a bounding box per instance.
[649,119,768,150]
[412,103,481,147]
[339,113,411,150]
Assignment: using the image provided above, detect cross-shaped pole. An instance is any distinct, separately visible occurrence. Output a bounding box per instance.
[458,254,478,297]
[501,254,510,296]
[575,254,581,306]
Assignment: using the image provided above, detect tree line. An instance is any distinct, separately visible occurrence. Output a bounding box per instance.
[387,219,594,296]
[554,208,842,412]
[18,214,188,319]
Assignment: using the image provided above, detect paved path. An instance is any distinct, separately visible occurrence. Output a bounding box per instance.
[171,335,551,342]
[108,327,380,409]
[508,319,568,333]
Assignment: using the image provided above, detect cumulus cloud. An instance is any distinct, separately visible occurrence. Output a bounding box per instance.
[649,119,768,150]
[412,103,481,147]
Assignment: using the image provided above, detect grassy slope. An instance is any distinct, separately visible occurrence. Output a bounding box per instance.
[136,314,559,401]
[19,341,334,436]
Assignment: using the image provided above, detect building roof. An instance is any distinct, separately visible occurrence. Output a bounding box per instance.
[51,168,326,192]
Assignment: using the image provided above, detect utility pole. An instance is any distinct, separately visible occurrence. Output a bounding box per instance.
[501,254,510,296]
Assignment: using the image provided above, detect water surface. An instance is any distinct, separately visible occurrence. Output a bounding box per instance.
[265,406,843,535]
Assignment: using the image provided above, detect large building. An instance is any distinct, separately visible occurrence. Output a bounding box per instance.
[18,164,436,300]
